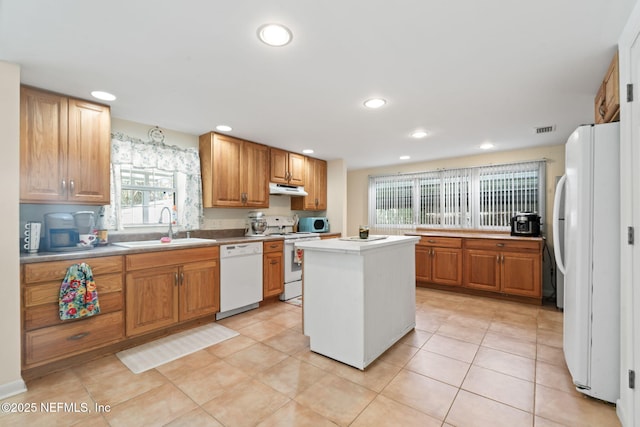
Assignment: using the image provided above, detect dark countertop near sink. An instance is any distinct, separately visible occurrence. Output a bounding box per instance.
[20,230,285,264]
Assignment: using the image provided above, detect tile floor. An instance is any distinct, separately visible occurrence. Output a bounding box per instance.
[0,288,621,426]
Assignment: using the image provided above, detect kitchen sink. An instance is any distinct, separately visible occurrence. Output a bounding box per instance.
[112,237,216,249]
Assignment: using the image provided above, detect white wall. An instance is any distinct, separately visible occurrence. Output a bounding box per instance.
[0,61,26,398]
[327,159,347,235]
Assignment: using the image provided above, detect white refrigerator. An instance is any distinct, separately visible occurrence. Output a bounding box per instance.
[553,122,620,403]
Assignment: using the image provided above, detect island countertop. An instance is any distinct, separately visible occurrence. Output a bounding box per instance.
[295,235,420,253]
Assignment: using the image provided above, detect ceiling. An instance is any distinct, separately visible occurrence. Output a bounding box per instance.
[0,1,636,170]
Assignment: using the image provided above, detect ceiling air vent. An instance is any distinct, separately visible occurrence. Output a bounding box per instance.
[535,125,556,134]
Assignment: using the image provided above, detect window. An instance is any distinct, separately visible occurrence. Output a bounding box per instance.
[109,132,203,231]
[120,166,177,226]
[369,160,545,231]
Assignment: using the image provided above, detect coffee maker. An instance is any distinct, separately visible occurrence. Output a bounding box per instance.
[44,213,80,251]
[246,211,267,237]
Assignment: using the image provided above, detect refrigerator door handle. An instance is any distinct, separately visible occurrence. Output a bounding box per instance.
[553,174,567,275]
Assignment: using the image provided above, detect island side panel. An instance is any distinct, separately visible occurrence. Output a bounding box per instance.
[302,249,365,368]
[363,243,416,367]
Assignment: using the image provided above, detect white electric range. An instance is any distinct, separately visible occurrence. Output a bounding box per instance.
[264,216,320,300]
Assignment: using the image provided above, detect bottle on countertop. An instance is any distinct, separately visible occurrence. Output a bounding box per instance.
[96,206,108,245]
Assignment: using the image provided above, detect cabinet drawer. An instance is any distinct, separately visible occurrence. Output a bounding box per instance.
[126,246,219,271]
[464,238,541,252]
[23,256,123,284]
[24,311,124,366]
[263,240,284,253]
[24,292,123,331]
[418,237,462,248]
[24,273,122,307]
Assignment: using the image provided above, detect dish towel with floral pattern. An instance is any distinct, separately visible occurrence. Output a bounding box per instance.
[59,263,101,320]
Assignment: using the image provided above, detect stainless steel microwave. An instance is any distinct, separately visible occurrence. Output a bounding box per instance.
[298,217,330,233]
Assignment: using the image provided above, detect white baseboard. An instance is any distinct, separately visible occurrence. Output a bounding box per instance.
[0,379,27,400]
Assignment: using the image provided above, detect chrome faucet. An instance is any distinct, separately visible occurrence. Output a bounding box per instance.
[159,207,173,240]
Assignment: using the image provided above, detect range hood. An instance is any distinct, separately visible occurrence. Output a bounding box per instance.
[269,182,308,196]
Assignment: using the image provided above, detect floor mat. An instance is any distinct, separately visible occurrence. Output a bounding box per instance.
[116,323,238,374]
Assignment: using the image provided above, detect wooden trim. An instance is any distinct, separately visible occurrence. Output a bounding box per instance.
[125,247,219,271]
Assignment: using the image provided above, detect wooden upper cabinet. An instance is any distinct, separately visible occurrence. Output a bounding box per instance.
[20,87,68,202]
[595,51,620,124]
[20,86,111,205]
[199,132,269,208]
[270,148,305,186]
[67,99,111,204]
[291,157,327,211]
[243,140,270,207]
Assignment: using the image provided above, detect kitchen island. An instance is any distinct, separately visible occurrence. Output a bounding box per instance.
[295,235,419,369]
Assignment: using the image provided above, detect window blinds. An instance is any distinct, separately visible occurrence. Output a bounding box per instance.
[368,160,545,231]
[477,161,543,229]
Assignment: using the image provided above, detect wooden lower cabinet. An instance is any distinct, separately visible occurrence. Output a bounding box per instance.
[415,237,462,286]
[25,312,123,366]
[263,240,284,298]
[463,238,542,299]
[412,234,543,302]
[21,255,125,368]
[125,247,220,336]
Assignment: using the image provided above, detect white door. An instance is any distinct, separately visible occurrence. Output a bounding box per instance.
[630,30,640,426]
[619,10,640,423]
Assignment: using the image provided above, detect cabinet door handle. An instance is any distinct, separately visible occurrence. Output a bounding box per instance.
[496,243,504,247]
[496,255,500,263]
[174,273,179,286]
[270,260,278,265]
[61,179,67,195]
[69,179,75,195]
[427,239,436,243]
[180,272,184,285]
[68,332,90,341]
[501,255,505,263]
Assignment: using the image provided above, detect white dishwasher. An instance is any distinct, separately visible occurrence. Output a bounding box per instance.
[216,242,263,320]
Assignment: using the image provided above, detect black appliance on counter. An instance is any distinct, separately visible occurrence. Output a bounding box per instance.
[510,212,541,237]
[43,212,80,251]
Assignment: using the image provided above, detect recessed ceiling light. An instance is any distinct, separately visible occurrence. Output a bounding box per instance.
[411,131,428,139]
[257,23,293,47]
[363,98,386,109]
[302,149,314,154]
[216,125,232,132]
[91,91,116,101]
[480,142,495,150]
[400,155,411,160]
